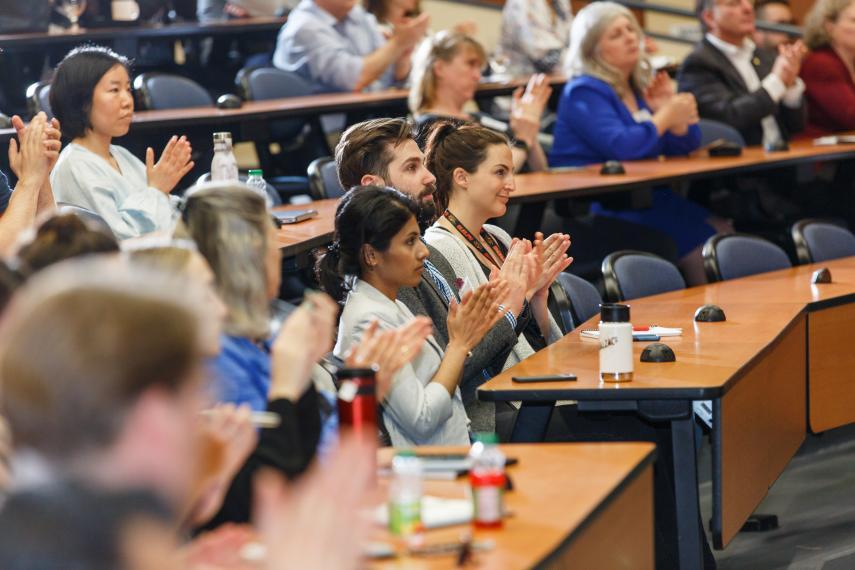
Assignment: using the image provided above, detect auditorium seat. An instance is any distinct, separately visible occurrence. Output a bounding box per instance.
[602,250,686,301]
[235,66,330,178]
[133,73,213,110]
[553,272,603,331]
[307,156,345,200]
[791,219,855,264]
[702,233,792,282]
[25,81,52,119]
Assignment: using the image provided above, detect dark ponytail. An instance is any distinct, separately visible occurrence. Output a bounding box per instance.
[423,120,509,214]
[314,186,420,302]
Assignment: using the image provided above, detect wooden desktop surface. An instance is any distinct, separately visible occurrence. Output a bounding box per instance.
[0,16,287,49]
[246,139,855,259]
[513,137,855,202]
[0,75,565,142]
[478,257,855,548]
[273,199,336,257]
[373,442,655,569]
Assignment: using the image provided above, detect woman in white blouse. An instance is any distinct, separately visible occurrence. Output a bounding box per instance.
[496,0,573,76]
[318,185,506,447]
[49,46,194,240]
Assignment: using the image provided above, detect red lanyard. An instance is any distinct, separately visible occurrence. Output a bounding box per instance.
[443,209,506,267]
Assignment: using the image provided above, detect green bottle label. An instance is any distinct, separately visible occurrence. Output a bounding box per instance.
[389,499,422,536]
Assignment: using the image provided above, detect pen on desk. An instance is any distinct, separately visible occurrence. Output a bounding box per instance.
[199,409,281,429]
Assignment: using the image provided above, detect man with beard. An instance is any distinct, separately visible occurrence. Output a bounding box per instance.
[334,118,531,433]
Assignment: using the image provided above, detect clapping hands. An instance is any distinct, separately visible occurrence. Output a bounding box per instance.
[146,135,194,194]
[7,113,61,187]
[510,74,552,149]
[530,232,573,300]
[772,39,807,87]
[345,317,433,401]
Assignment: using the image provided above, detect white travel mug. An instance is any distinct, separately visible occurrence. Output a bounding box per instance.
[599,303,633,382]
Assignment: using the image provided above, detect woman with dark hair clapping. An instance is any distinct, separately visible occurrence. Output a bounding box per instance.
[318,186,508,447]
[49,45,194,240]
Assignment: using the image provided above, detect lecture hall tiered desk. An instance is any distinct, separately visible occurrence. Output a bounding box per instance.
[373,443,656,569]
[478,257,855,569]
[264,140,855,569]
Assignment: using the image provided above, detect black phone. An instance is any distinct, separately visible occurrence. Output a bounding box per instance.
[512,374,577,383]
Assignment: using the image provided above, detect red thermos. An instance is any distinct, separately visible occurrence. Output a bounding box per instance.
[336,367,378,439]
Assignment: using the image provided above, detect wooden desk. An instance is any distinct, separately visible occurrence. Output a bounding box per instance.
[0,17,287,50]
[374,443,656,569]
[513,138,855,203]
[479,256,855,566]
[273,199,336,257]
[651,258,855,434]
[0,75,566,145]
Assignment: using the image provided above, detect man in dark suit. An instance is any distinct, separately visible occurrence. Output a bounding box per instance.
[335,118,532,434]
[678,0,806,146]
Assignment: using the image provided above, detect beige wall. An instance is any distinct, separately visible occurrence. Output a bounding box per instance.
[422,0,700,60]
[422,0,503,52]
[644,0,699,60]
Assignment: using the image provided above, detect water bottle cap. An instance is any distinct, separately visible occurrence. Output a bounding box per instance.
[248,169,263,176]
[472,432,499,444]
[600,303,630,323]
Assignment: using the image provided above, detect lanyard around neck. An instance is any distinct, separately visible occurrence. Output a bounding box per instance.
[443,209,505,267]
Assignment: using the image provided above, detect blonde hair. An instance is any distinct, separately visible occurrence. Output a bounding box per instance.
[181,185,272,339]
[408,31,487,114]
[564,1,652,95]
[804,0,855,49]
[0,259,209,461]
[126,245,196,275]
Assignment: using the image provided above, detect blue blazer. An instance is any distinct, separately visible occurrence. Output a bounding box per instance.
[549,75,701,167]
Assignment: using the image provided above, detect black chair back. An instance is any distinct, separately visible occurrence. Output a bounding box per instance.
[791,219,855,264]
[602,250,686,302]
[553,272,603,331]
[308,156,345,200]
[236,66,316,141]
[26,81,53,119]
[703,233,792,282]
[133,73,213,110]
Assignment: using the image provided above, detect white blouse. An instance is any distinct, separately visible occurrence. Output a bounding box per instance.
[334,279,470,447]
[51,143,176,240]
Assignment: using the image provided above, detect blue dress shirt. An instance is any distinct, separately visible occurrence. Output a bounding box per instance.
[272,0,393,93]
[210,335,272,413]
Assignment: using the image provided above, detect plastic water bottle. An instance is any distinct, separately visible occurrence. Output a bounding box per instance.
[388,451,423,545]
[211,132,238,182]
[469,432,505,529]
[245,169,273,209]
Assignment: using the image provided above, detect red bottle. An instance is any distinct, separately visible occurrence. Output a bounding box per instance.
[336,367,378,440]
[469,433,506,529]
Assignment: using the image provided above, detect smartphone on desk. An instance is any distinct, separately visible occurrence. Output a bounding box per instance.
[512,374,577,383]
[274,209,318,224]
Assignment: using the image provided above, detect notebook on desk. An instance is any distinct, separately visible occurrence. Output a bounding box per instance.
[814,135,855,146]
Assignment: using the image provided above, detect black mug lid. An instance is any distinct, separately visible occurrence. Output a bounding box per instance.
[335,367,377,380]
[600,303,630,323]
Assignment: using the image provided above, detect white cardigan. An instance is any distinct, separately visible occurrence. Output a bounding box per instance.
[333,279,470,447]
[423,223,563,371]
